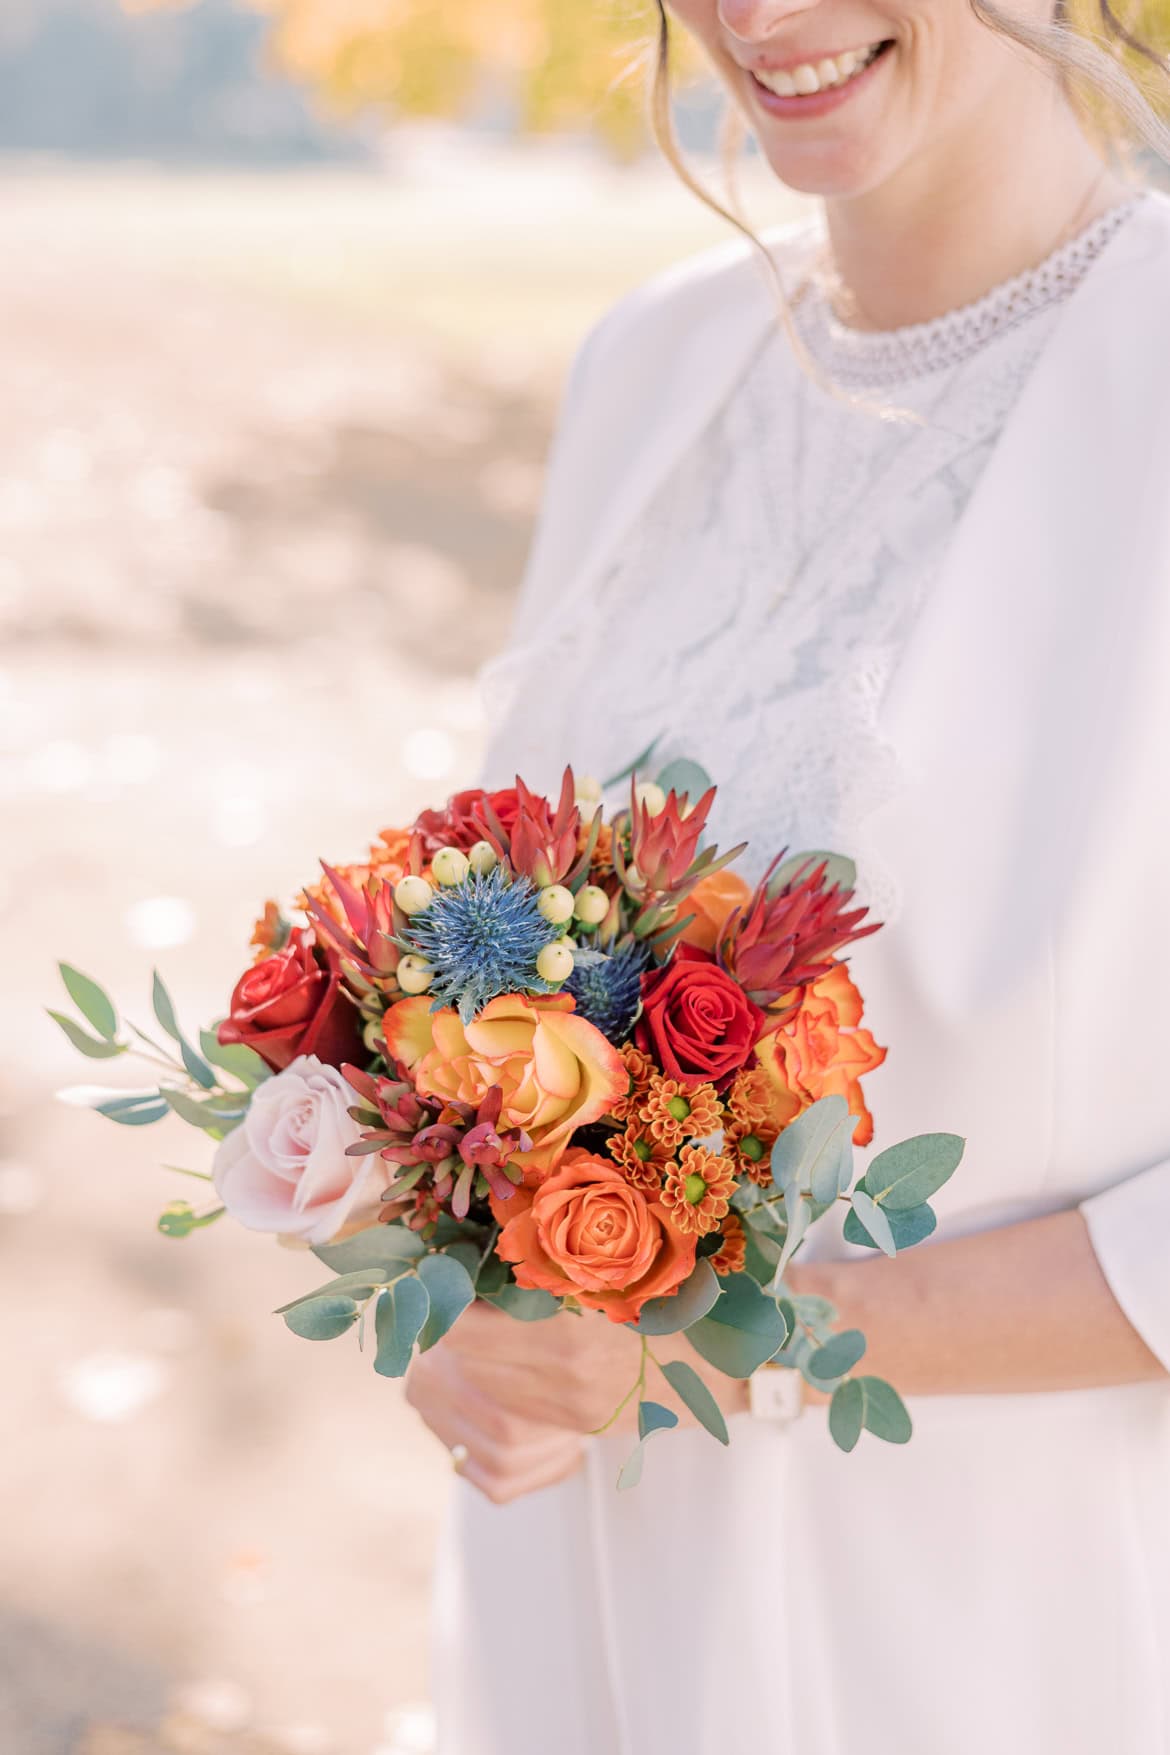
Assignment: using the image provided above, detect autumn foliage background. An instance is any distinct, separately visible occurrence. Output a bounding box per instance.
[2,2,1167,1752]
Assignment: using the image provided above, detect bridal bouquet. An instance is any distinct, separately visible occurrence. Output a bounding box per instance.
[51,757,963,1483]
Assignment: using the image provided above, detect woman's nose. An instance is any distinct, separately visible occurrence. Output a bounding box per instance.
[717,0,823,38]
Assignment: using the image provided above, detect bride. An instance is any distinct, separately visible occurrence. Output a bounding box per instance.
[406,1,1170,1750]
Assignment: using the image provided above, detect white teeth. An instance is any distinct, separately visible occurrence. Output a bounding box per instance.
[754,42,884,97]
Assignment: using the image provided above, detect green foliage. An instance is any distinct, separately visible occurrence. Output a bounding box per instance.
[59,964,119,1040]
[312,1226,425,1275]
[198,1030,269,1089]
[807,1329,867,1383]
[48,1010,127,1059]
[654,758,713,803]
[685,1272,788,1378]
[479,1282,560,1320]
[634,1258,720,1335]
[843,1202,938,1252]
[659,1358,729,1445]
[770,1094,854,1205]
[848,1189,896,1256]
[94,1091,171,1126]
[153,971,217,1089]
[373,1274,431,1378]
[771,851,858,895]
[417,1253,476,1349]
[829,1376,913,1452]
[618,1398,679,1490]
[284,1294,361,1341]
[858,1134,965,1211]
[157,1201,225,1238]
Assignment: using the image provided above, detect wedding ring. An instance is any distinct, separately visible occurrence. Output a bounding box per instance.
[450,1442,470,1475]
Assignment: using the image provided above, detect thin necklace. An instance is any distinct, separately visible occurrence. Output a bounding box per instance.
[813,165,1112,331]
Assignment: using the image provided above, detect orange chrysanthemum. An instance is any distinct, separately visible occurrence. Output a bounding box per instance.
[249,899,289,962]
[708,1212,747,1277]
[607,1123,672,1195]
[586,820,616,879]
[609,1043,658,1123]
[723,1066,791,1185]
[639,1075,722,1152]
[754,962,887,1148]
[368,826,414,883]
[661,1143,737,1237]
[298,861,376,932]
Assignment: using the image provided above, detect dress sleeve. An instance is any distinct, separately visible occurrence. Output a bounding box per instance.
[1080,1161,1170,1373]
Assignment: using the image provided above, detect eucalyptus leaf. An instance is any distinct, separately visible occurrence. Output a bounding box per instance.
[807,1328,867,1382]
[655,758,713,805]
[311,1226,424,1275]
[474,1253,508,1297]
[157,1201,225,1239]
[787,1291,839,1342]
[849,1189,897,1257]
[776,1194,812,1279]
[843,1202,937,1252]
[634,1258,720,1336]
[48,1011,127,1060]
[603,737,662,791]
[829,1378,865,1452]
[480,1283,560,1321]
[861,1134,965,1211]
[199,1031,269,1089]
[685,1273,788,1379]
[659,1358,729,1445]
[373,1275,430,1378]
[638,1400,679,1440]
[770,1095,854,1203]
[617,1440,648,1491]
[152,972,216,1088]
[275,1269,396,1315]
[856,1376,913,1444]
[284,1294,360,1341]
[59,964,118,1040]
[417,1254,476,1350]
[772,850,858,895]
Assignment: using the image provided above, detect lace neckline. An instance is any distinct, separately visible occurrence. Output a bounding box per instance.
[787,192,1149,387]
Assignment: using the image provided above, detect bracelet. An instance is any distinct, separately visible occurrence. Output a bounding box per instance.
[747,1362,804,1423]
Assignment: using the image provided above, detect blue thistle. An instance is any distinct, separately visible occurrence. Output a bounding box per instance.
[399,865,561,1024]
[565,940,650,1045]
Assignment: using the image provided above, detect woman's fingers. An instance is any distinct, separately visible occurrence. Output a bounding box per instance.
[405,1346,585,1503]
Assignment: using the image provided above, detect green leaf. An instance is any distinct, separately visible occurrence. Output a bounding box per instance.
[633,1258,720,1335]
[772,850,858,895]
[199,1031,269,1088]
[284,1294,360,1341]
[843,1202,937,1252]
[59,964,118,1040]
[444,1240,486,1281]
[829,1378,865,1452]
[787,1291,838,1342]
[480,1283,560,1321]
[685,1273,788,1379]
[162,1087,234,1133]
[48,1011,127,1060]
[856,1376,913,1444]
[94,1091,170,1127]
[807,1328,867,1382]
[861,1134,965,1211]
[654,758,712,804]
[152,972,216,1089]
[373,1274,430,1378]
[770,1095,854,1204]
[312,1226,426,1275]
[603,736,662,791]
[617,1399,679,1490]
[474,1252,509,1296]
[849,1189,896,1257]
[659,1358,729,1445]
[275,1269,398,1315]
[637,1399,679,1439]
[157,1201,225,1238]
[417,1253,476,1350]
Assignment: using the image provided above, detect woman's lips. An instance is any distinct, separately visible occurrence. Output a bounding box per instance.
[748,40,894,120]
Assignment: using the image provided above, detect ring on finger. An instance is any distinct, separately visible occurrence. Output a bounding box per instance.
[450,1442,470,1475]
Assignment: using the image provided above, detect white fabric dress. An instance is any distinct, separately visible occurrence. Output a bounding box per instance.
[432,192,1170,1755]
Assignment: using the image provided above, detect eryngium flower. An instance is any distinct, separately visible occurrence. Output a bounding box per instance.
[565,939,650,1044]
[398,864,561,1024]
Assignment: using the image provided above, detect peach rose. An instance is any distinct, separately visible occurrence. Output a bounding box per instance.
[679,868,753,954]
[493,1149,697,1323]
[211,1055,394,1243]
[383,992,626,1178]
[754,962,887,1146]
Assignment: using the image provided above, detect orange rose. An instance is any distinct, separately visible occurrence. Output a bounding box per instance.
[383,992,626,1178]
[754,962,886,1146]
[493,1149,697,1323]
[679,869,753,954]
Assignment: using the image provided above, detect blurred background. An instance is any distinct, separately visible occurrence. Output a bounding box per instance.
[2,2,1167,1752]
[0,4,806,1754]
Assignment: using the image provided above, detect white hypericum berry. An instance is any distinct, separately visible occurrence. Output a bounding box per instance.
[432,847,471,887]
[536,940,574,984]
[397,954,435,995]
[573,884,610,926]
[537,884,575,926]
[394,875,434,916]
[467,839,498,876]
[576,775,603,803]
[634,781,667,815]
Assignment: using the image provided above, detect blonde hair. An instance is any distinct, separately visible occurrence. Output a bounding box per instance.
[645,0,1170,418]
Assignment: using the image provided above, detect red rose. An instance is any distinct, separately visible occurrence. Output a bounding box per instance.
[218,929,364,1072]
[636,944,764,1089]
[412,788,520,857]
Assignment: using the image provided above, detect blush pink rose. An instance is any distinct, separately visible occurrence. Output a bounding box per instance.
[212,1055,392,1244]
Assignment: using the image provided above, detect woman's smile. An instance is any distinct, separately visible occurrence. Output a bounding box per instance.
[747,37,896,116]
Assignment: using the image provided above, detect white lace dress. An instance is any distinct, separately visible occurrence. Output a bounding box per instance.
[432,193,1170,1755]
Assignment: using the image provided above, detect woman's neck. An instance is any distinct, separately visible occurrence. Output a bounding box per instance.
[819,108,1133,333]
